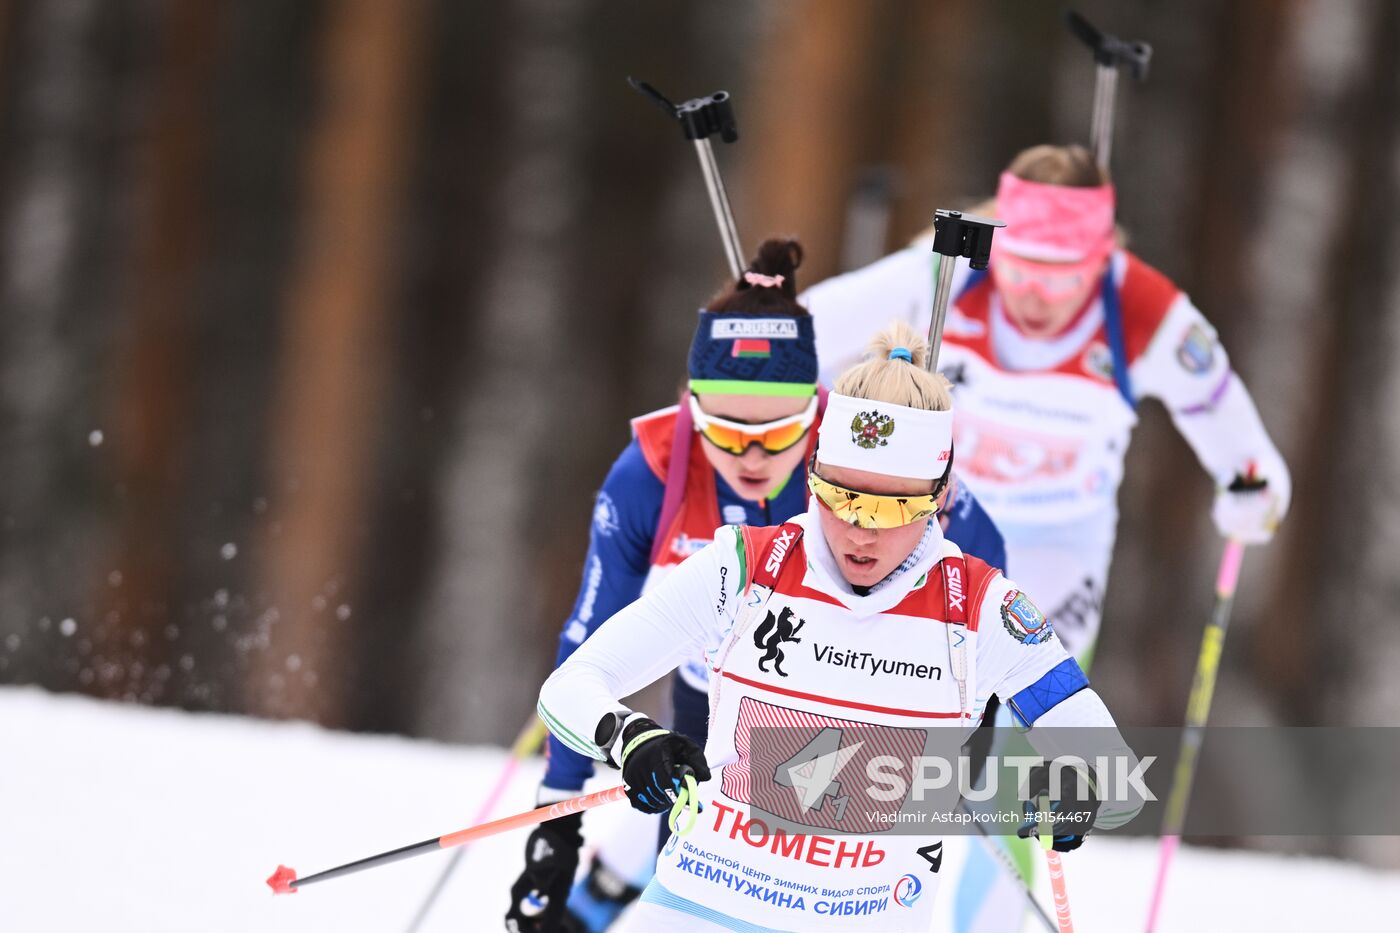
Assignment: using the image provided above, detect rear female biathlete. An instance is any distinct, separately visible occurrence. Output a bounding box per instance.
[532,324,1141,932]
[505,242,1006,933]
[804,144,1290,663]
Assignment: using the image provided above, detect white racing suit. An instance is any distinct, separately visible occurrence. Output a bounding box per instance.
[538,504,1142,931]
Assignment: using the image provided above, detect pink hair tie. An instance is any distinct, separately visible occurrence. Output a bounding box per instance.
[743,271,785,289]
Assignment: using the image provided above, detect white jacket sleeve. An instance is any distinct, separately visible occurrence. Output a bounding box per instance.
[973,575,1145,831]
[1025,689,1146,832]
[972,574,1074,714]
[802,247,974,386]
[1131,295,1291,541]
[536,527,741,762]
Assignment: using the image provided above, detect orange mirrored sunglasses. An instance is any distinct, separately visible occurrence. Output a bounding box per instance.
[687,393,818,456]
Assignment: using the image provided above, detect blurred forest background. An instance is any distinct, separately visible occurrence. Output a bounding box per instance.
[1,0,1397,866]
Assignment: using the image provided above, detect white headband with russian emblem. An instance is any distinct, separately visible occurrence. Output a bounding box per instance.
[816,392,953,481]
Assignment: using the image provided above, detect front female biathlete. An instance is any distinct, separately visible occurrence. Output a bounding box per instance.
[534,323,1141,932]
[505,242,1006,933]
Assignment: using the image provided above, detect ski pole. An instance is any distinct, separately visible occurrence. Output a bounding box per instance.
[268,784,629,895]
[1044,850,1075,933]
[1144,532,1252,931]
[402,716,549,933]
[1039,796,1076,933]
[962,802,1058,933]
[926,210,1004,370]
[1064,10,1152,168]
[629,77,744,278]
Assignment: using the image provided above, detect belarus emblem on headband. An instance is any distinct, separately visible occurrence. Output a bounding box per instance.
[850,411,895,449]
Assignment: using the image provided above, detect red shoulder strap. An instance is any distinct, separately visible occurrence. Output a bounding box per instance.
[941,551,973,722]
[1118,251,1182,363]
[745,522,804,591]
[941,554,968,626]
[649,394,694,564]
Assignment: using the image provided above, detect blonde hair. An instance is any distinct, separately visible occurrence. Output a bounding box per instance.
[834,321,952,411]
[1005,143,1109,187]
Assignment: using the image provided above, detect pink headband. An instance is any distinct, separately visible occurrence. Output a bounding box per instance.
[992,172,1115,262]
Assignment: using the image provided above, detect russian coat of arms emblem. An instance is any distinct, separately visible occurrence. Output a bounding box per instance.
[850,411,895,449]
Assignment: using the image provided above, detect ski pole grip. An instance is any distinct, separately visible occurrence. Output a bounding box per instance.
[1064,10,1104,55]
[628,77,738,144]
[1120,39,1152,81]
[1064,10,1152,79]
[676,91,739,143]
[1226,473,1268,493]
[931,209,1005,271]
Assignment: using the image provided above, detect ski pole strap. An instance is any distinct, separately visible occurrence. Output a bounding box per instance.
[621,728,670,763]
[668,771,702,837]
[940,554,971,722]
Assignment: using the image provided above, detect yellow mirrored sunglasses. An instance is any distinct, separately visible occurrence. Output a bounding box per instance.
[807,464,940,529]
[688,393,818,456]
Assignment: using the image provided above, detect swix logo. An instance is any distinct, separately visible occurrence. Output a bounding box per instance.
[764,529,797,576]
[754,606,806,677]
[946,564,965,613]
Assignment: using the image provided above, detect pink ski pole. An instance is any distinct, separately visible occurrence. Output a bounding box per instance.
[1045,850,1075,933]
[268,783,629,895]
[1038,795,1077,933]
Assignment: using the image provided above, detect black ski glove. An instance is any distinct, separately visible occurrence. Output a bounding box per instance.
[1016,763,1100,853]
[504,811,583,933]
[617,717,711,815]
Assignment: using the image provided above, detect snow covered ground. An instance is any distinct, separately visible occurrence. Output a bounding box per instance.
[2,686,1397,932]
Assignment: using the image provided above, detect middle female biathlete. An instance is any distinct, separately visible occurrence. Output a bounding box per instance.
[536,323,1142,932]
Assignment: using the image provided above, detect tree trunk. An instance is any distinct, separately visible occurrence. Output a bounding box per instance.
[98,0,221,704]
[250,0,422,724]
[410,0,590,743]
[740,0,884,284]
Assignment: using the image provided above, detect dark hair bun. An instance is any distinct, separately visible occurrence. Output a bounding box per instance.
[748,238,803,299]
[704,236,809,315]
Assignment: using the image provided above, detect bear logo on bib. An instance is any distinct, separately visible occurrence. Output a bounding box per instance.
[753,605,806,677]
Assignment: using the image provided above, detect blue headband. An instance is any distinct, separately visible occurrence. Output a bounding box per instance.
[687,311,818,395]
